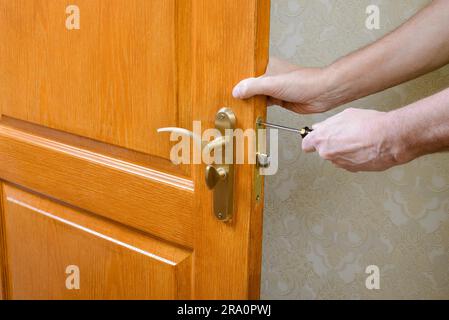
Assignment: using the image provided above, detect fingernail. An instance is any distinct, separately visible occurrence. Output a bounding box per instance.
[232,85,242,98]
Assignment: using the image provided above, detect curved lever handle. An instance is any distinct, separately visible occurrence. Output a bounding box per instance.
[205,165,227,189]
[157,127,230,154]
[157,127,203,146]
[203,136,231,155]
[158,108,236,222]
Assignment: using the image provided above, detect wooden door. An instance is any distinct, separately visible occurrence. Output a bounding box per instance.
[0,0,269,299]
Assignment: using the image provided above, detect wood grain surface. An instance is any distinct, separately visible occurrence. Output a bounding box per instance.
[0,0,270,299]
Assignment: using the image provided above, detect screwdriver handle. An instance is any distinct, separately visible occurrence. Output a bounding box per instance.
[299,126,313,138]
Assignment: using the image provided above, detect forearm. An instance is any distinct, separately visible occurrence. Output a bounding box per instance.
[388,87,449,164]
[322,0,449,108]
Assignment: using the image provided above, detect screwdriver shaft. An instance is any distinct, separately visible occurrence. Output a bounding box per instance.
[259,121,302,134]
[258,121,313,138]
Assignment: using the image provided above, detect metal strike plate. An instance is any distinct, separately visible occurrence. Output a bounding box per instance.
[254,117,265,202]
[205,108,236,222]
[253,117,270,203]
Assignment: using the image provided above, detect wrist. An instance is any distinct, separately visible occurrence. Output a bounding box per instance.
[320,63,359,110]
[382,111,417,165]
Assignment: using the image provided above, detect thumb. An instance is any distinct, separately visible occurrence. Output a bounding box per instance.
[232,76,277,99]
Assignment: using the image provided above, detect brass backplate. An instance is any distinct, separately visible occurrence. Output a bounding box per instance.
[207,108,236,222]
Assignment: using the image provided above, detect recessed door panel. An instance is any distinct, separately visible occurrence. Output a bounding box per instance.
[2,184,192,299]
[0,0,191,161]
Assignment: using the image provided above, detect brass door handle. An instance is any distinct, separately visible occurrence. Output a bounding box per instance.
[157,108,236,222]
[206,108,236,222]
[157,127,203,146]
[156,128,228,154]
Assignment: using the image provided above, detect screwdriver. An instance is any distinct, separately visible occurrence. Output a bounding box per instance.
[257,121,314,138]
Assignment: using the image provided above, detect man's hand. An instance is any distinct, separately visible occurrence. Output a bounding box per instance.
[302,108,405,172]
[232,57,335,114]
[233,2,449,115]
[231,1,449,172]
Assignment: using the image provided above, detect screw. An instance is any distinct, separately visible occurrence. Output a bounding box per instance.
[217,113,226,120]
[256,195,260,201]
[218,212,223,219]
[256,153,270,168]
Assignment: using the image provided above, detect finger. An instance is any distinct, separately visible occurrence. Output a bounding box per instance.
[283,103,320,115]
[302,134,317,153]
[267,97,283,107]
[232,76,279,99]
[265,100,322,115]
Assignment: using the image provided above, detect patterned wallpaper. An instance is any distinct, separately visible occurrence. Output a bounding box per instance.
[262,0,449,299]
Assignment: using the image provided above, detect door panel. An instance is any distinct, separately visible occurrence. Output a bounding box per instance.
[0,121,194,246]
[2,184,192,299]
[0,0,270,299]
[0,0,191,160]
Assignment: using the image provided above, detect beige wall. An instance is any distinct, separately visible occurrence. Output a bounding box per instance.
[262,0,449,299]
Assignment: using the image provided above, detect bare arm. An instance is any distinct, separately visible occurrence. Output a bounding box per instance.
[233,0,449,114]
[326,0,449,107]
[389,87,449,163]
